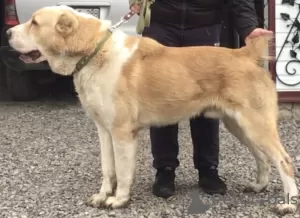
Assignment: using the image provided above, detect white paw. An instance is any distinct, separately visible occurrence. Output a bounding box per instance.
[274,203,297,215]
[86,192,110,208]
[243,182,267,193]
[104,196,130,209]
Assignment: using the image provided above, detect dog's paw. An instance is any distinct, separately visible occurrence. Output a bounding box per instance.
[243,182,267,193]
[104,196,130,209]
[273,203,297,215]
[86,193,109,208]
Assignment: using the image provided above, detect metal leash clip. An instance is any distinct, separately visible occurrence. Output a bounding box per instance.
[110,11,136,30]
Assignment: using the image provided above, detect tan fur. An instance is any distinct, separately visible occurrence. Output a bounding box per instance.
[7,6,298,215]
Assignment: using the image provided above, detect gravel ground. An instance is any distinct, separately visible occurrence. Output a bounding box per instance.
[1,84,300,218]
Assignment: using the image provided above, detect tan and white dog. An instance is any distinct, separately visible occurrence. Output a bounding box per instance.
[7,5,299,215]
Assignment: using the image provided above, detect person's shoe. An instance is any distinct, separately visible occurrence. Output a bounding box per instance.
[152,167,175,198]
[198,166,227,195]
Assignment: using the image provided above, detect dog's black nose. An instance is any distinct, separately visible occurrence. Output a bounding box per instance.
[6,29,12,39]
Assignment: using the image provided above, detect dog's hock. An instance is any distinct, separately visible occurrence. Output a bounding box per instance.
[56,11,78,36]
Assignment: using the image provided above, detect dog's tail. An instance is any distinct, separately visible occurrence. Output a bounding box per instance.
[238,35,275,63]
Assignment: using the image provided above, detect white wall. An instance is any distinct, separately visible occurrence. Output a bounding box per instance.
[275,0,300,91]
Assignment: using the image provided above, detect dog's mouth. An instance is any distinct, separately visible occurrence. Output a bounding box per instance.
[19,50,43,63]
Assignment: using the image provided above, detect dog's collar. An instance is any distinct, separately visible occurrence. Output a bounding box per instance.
[71,30,112,75]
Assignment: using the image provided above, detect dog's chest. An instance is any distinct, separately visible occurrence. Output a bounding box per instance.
[74,69,118,128]
[73,32,138,128]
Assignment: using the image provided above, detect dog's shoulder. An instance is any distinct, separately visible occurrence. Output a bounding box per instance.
[137,36,165,57]
[109,31,140,60]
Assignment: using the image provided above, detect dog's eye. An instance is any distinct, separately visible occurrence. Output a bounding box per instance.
[31,20,38,26]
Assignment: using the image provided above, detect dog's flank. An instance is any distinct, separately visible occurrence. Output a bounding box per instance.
[6,5,298,216]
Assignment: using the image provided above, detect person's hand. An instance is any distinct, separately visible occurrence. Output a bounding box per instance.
[130,0,152,13]
[245,28,273,43]
[131,3,141,13]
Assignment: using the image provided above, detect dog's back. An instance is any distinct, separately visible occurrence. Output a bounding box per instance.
[118,35,276,126]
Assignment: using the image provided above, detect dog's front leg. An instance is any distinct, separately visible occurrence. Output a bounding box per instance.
[104,126,138,209]
[87,123,116,208]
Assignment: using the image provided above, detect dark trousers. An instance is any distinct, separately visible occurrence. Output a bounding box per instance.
[142,22,221,170]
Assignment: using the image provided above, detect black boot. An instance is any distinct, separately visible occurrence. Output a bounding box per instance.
[198,166,227,195]
[152,167,175,198]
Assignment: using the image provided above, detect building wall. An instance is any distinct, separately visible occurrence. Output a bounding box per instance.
[275,0,300,92]
[264,0,270,71]
[261,1,300,119]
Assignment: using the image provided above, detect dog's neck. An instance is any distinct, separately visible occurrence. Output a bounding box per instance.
[70,30,113,75]
[44,29,127,76]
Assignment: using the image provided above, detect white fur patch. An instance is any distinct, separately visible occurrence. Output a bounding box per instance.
[100,20,112,31]
[273,158,298,207]
[109,137,138,205]
[74,30,138,129]
[81,31,139,208]
[8,24,39,53]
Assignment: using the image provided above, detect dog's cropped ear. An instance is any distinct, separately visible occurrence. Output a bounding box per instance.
[55,11,78,36]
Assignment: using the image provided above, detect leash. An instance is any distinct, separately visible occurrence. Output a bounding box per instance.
[110,11,136,31]
[111,0,155,34]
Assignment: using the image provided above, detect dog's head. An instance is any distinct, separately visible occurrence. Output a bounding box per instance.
[7,5,111,73]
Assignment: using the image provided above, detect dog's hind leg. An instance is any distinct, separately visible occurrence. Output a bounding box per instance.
[223,116,270,193]
[104,125,139,209]
[227,110,298,215]
[87,123,117,208]
[243,146,270,193]
[258,135,298,215]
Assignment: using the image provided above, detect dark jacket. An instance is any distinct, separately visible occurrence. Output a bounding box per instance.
[149,0,258,40]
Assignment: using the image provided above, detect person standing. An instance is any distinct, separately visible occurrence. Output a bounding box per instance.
[130,0,273,199]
